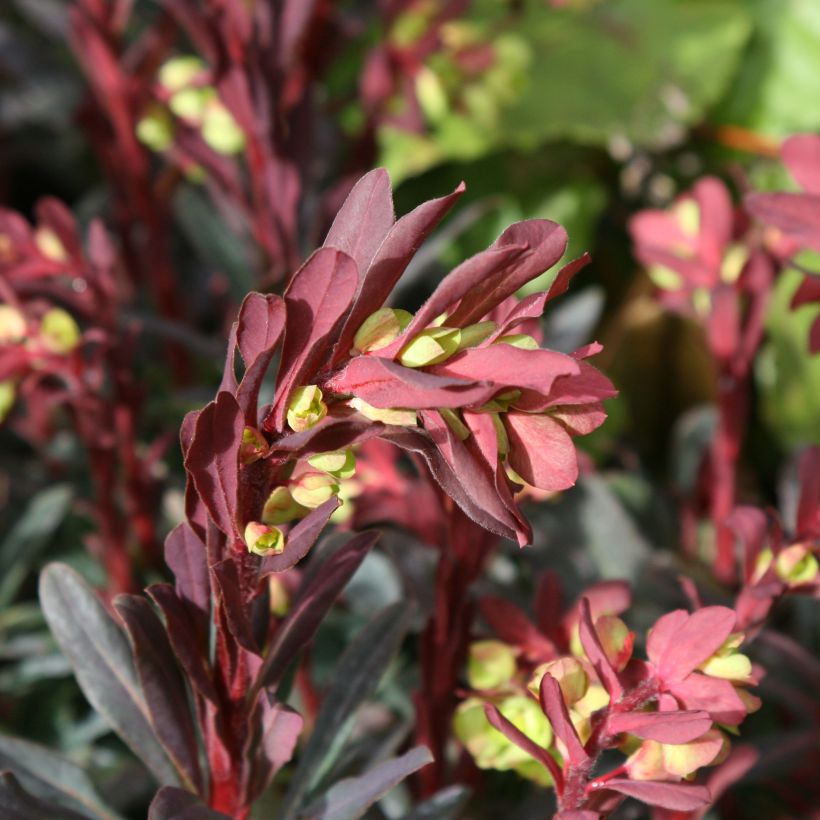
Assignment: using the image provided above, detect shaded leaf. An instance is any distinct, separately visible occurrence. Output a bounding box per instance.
[147,787,229,820]
[602,778,711,811]
[39,564,179,786]
[302,747,432,820]
[0,771,88,820]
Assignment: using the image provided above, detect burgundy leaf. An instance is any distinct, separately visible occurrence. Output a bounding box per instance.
[327,356,497,409]
[782,133,820,194]
[163,523,210,631]
[253,531,380,692]
[377,244,528,357]
[219,320,240,395]
[257,497,340,574]
[323,168,395,275]
[184,392,244,539]
[479,596,557,660]
[114,595,204,793]
[656,607,736,683]
[148,584,218,704]
[148,786,230,820]
[539,674,589,765]
[331,182,466,364]
[607,710,712,743]
[211,560,260,656]
[244,695,303,803]
[431,346,579,397]
[601,779,711,811]
[578,599,623,700]
[268,248,359,431]
[446,220,568,326]
[483,703,563,788]
[797,446,820,540]
[504,412,579,492]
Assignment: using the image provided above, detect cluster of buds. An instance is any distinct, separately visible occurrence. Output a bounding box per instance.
[454,577,760,816]
[137,56,245,157]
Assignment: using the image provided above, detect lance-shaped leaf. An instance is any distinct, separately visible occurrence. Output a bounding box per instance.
[600,779,711,811]
[148,584,218,703]
[479,597,557,660]
[184,392,243,539]
[331,182,465,365]
[268,248,359,431]
[376,244,528,357]
[0,734,119,820]
[258,497,340,575]
[383,425,525,544]
[235,292,286,420]
[147,787,230,820]
[446,220,568,327]
[327,357,497,409]
[39,564,179,786]
[606,710,712,743]
[483,704,564,788]
[539,673,589,766]
[163,523,210,634]
[243,695,304,804]
[279,601,412,818]
[114,595,204,792]
[0,772,89,820]
[211,559,261,657]
[254,531,380,692]
[404,785,471,820]
[578,599,623,701]
[301,747,432,820]
[323,168,395,275]
[746,192,820,253]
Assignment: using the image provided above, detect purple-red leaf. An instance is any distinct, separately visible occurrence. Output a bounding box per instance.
[323,168,395,275]
[483,704,564,787]
[606,710,712,743]
[539,674,589,765]
[184,392,243,539]
[163,523,210,632]
[148,786,230,819]
[746,192,820,253]
[114,595,204,793]
[257,497,340,574]
[327,356,497,409]
[331,182,466,364]
[253,531,379,692]
[268,248,359,431]
[504,412,579,492]
[600,779,711,811]
[578,598,623,700]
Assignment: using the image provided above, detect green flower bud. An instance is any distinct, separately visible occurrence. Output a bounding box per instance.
[528,657,589,706]
[353,307,413,354]
[159,56,206,92]
[261,486,309,525]
[490,412,509,456]
[40,308,80,354]
[0,305,26,343]
[774,543,818,586]
[202,102,245,155]
[398,326,462,367]
[692,287,711,317]
[457,321,496,350]
[137,106,174,152]
[699,634,752,682]
[169,87,214,123]
[240,426,269,465]
[721,243,748,284]
[290,471,339,509]
[0,380,15,423]
[674,199,700,237]
[244,522,285,556]
[349,397,417,426]
[268,575,290,617]
[467,640,516,690]
[287,385,327,432]
[438,408,471,441]
[648,264,683,291]
[494,334,539,350]
[307,449,356,479]
[35,228,68,262]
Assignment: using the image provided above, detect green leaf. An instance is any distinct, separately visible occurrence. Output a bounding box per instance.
[301,746,432,820]
[0,484,72,607]
[0,734,119,819]
[715,0,820,137]
[279,602,412,818]
[39,564,179,787]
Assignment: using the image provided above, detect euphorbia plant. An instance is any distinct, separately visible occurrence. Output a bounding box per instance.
[27,168,615,818]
